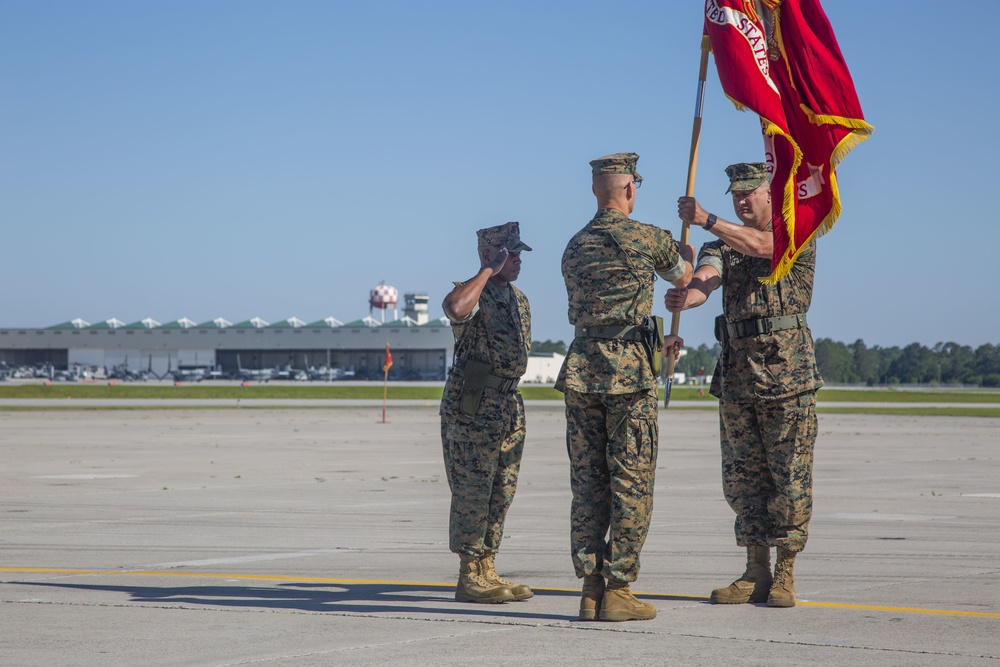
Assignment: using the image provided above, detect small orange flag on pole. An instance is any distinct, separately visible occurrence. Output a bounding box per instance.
[381,342,392,423]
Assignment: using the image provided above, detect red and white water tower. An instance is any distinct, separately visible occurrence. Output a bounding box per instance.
[369,281,399,323]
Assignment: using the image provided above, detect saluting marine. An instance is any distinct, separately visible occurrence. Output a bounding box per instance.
[440,221,533,604]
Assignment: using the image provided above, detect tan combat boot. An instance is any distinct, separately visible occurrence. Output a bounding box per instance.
[767,547,796,607]
[456,555,515,603]
[599,580,657,622]
[479,553,533,601]
[579,574,605,621]
[710,545,772,604]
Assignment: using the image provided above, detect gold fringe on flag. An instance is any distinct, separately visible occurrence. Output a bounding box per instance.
[759,4,873,285]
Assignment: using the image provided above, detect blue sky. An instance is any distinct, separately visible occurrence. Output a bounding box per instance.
[2,1,997,348]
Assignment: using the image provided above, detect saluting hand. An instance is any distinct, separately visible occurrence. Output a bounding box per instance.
[487,247,509,274]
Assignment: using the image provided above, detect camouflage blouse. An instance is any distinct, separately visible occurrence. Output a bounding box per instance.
[556,208,685,394]
[440,280,531,418]
[698,238,824,403]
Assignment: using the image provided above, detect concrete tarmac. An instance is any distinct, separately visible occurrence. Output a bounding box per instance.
[1,406,998,666]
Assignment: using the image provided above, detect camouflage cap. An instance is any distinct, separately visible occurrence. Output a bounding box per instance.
[590,152,643,185]
[725,162,769,193]
[477,221,532,252]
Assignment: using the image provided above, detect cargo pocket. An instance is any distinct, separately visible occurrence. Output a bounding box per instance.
[624,413,658,472]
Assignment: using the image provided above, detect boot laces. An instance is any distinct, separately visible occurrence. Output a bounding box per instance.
[773,560,793,587]
[482,556,514,587]
[491,571,515,587]
[468,568,493,589]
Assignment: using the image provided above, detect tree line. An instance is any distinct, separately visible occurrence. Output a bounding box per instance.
[675,339,1000,387]
[812,339,1000,386]
[534,338,1000,386]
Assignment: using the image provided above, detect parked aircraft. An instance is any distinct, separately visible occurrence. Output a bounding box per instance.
[274,364,308,381]
[171,368,207,383]
[307,366,342,381]
[236,354,274,382]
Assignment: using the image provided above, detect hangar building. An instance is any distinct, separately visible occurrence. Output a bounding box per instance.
[0,290,455,381]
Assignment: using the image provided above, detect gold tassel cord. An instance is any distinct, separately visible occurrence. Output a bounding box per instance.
[759,118,803,281]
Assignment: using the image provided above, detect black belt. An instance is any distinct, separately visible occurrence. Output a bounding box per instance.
[725,314,807,338]
[452,358,520,394]
[483,374,520,393]
[574,324,645,341]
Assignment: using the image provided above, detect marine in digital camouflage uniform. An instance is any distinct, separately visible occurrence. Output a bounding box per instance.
[440,221,533,604]
[556,153,693,621]
[666,162,824,608]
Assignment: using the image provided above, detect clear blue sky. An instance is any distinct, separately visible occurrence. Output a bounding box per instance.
[2,1,996,348]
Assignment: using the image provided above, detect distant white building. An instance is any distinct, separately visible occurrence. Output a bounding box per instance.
[524,352,564,384]
[522,351,705,387]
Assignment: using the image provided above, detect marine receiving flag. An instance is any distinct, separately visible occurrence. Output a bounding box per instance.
[704,0,873,282]
[383,342,393,373]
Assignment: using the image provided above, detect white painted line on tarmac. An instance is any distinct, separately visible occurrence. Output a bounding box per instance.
[961,493,1000,498]
[32,474,137,480]
[147,550,351,569]
[821,513,954,522]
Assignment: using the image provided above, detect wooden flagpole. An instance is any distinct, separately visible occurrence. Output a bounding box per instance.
[665,36,712,408]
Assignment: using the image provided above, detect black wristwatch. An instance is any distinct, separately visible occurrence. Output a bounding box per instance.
[704,213,718,231]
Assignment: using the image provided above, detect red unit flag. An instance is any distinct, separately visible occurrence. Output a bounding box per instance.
[704,0,873,282]
[383,342,393,373]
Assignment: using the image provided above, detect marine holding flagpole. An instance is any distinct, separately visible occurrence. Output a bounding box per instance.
[666,162,823,607]
[678,0,871,610]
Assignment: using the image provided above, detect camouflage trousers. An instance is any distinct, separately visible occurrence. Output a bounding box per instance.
[719,391,817,553]
[565,388,658,583]
[441,398,525,558]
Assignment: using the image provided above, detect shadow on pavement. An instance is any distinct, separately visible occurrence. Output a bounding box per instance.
[10,580,585,622]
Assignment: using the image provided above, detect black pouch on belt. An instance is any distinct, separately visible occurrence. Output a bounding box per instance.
[714,314,728,346]
[642,315,665,376]
[459,358,490,417]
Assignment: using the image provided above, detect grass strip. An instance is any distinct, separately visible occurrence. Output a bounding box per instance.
[0,384,998,405]
[815,389,1000,403]
[817,406,1000,418]
[2,405,996,417]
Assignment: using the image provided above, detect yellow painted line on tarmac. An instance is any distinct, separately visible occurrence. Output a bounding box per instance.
[3,568,999,619]
[638,591,1000,618]
[791,600,1000,618]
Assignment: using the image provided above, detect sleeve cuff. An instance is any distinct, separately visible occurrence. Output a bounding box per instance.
[696,255,724,276]
[658,259,685,283]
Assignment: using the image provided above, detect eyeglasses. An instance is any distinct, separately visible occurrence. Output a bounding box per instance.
[625,178,642,190]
